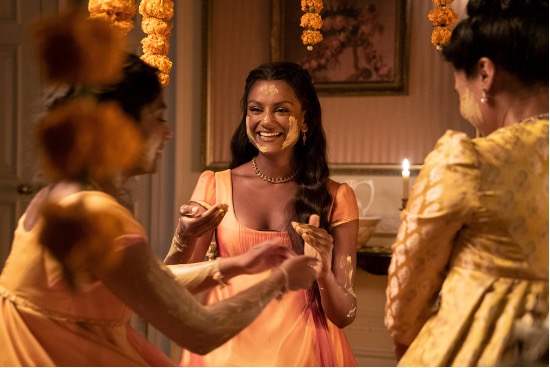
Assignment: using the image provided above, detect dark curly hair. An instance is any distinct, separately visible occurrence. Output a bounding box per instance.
[229,61,331,328]
[442,0,548,86]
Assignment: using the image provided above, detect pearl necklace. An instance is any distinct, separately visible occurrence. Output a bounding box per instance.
[518,113,549,124]
[251,156,298,184]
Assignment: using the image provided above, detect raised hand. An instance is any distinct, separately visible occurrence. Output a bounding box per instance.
[175,203,228,241]
[291,214,334,278]
[277,254,319,291]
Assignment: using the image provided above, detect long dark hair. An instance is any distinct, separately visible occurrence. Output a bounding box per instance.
[230,62,331,328]
[442,0,548,86]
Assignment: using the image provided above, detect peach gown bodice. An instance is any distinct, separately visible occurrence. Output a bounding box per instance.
[0,190,174,366]
[181,169,359,367]
[385,119,549,366]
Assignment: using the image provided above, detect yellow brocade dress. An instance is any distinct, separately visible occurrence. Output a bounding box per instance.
[385,119,549,366]
[181,169,358,367]
[0,191,175,366]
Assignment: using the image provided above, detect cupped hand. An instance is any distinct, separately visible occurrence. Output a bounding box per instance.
[238,239,295,274]
[291,214,334,278]
[176,203,228,240]
[278,255,319,291]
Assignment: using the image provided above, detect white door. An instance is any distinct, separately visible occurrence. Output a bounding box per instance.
[0,0,61,271]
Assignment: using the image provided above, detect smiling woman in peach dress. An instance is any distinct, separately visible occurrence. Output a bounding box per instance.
[165,62,359,366]
[384,0,548,366]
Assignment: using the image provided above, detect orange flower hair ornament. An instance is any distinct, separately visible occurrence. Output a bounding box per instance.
[32,9,141,184]
[39,198,126,290]
[31,8,144,289]
[428,0,458,51]
[33,8,126,85]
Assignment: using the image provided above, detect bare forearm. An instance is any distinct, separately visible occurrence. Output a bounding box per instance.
[167,257,245,294]
[103,242,288,356]
[317,272,357,328]
[164,230,197,264]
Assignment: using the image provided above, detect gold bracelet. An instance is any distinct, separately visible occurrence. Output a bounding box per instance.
[171,231,187,252]
[273,267,289,300]
[212,261,230,288]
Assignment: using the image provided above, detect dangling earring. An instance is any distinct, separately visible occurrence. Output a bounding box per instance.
[480,89,489,104]
[302,131,307,145]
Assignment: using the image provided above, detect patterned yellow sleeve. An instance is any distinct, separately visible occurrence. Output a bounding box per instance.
[384,130,479,346]
[329,182,359,228]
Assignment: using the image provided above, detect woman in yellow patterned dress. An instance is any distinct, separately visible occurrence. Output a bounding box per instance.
[165,62,359,366]
[384,0,548,366]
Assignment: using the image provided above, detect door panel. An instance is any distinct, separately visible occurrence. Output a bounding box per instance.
[0,0,50,270]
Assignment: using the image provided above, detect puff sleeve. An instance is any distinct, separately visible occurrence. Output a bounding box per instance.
[384,130,480,346]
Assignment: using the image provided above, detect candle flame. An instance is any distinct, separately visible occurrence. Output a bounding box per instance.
[402,159,410,173]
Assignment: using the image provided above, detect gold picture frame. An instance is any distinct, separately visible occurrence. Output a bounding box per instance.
[271,0,410,96]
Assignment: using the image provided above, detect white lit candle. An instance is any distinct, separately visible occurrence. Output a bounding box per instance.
[402,159,410,199]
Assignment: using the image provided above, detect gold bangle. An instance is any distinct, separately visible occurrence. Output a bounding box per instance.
[212,261,229,288]
[171,231,187,252]
[273,267,289,300]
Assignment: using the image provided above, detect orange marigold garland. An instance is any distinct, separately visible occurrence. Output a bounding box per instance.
[88,0,137,36]
[301,0,324,51]
[429,0,458,51]
[139,0,174,86]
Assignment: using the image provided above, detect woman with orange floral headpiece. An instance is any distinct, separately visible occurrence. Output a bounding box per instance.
[0,8,318,366]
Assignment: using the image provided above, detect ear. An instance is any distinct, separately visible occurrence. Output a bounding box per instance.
[477,57,496,91]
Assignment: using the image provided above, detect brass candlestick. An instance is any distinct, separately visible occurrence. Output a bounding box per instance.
[400,198,408,211]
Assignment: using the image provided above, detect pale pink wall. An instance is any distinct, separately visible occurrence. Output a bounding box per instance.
[205,0,474,168]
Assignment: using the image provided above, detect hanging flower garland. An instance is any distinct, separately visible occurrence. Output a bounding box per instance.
[428,0,458,51]
[139,0,174,86]
[300,0,324,51]
[88,0,137,37]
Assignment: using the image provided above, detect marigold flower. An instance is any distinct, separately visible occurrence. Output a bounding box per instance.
[432,0,453,5]
[33,8,125,85]
[141,16,173,37]
[88,0,137,36]
[301,30,324,47]
[39,198,126,290]
[140,53,172,75]
[139,0,174,20]
[36,98,142,183]
[428,7,458,27]
[301,12,323,30]
[141,34,170,55]
[431,26,452,48]
[301,0,324,13]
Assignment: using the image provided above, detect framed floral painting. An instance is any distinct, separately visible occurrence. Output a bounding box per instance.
[271,0,410,96]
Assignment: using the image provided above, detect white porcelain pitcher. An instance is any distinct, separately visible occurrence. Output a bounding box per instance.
[347,179,375,217]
